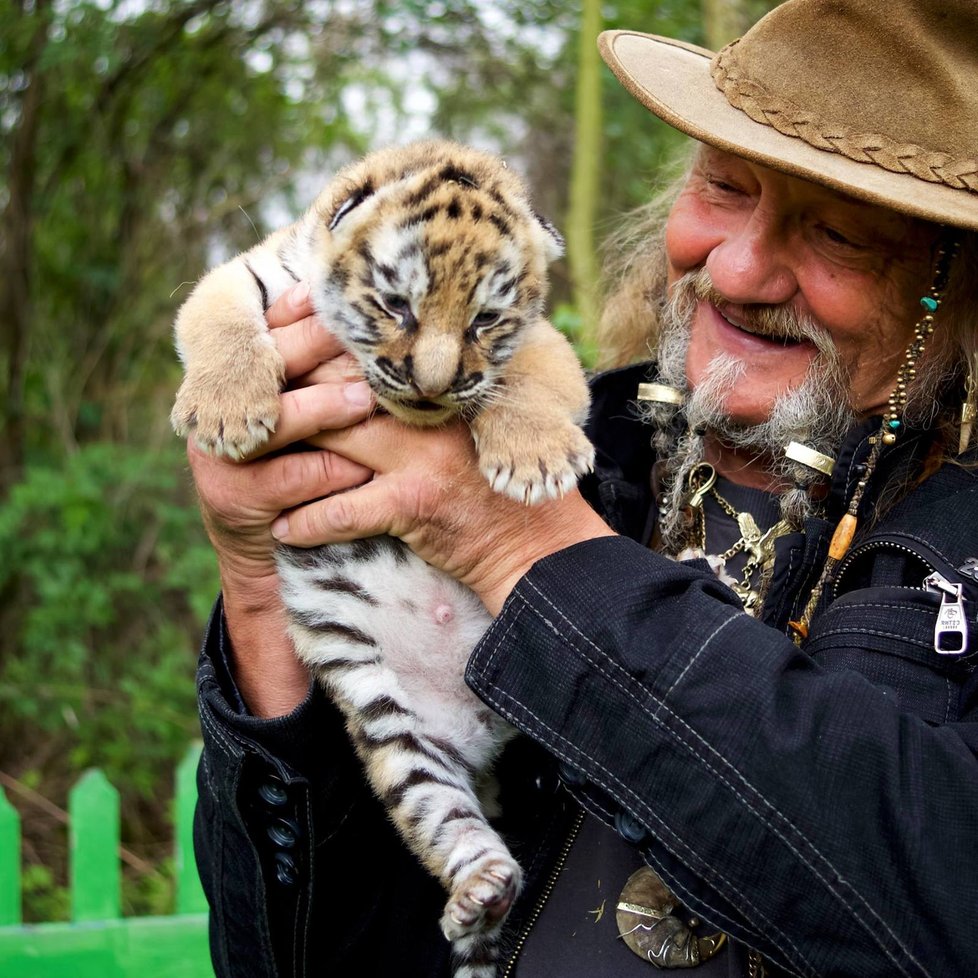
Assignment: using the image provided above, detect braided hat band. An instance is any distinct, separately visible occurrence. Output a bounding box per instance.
[598,0,978,231]
[710,40,978,197]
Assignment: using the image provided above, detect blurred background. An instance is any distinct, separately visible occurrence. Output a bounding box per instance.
[0,0,776,922]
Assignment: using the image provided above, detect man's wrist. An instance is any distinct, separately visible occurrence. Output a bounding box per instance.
[219,564,311,718]
[475,501,616,615]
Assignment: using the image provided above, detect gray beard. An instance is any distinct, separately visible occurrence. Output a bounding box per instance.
[648,269,858,544]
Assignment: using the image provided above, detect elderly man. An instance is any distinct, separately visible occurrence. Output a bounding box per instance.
[188,0,978,975]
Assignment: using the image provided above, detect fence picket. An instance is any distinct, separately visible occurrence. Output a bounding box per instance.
[175,743,207,914]
[0,788,21,925]
[69,769,120,922]
[0,755,213,976]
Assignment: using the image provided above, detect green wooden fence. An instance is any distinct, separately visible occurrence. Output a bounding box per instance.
[0,744,214,977]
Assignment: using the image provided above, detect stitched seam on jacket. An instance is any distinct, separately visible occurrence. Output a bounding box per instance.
[199,706,238,760]
[822,602,934,616]
[483,605,526,674]
[516,579,922,978]
[485,681,805,973]
[810,625,935,648]
[659,614,740,709]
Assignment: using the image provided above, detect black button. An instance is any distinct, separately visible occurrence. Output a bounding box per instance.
[267,818,300,849]
[274,852,299,886]
[614,810,648,845]
[533,770,559,795]
[558,761,587,787]
[258,776,289,807]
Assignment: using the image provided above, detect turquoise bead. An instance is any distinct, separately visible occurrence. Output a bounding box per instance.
[920,296,938,312]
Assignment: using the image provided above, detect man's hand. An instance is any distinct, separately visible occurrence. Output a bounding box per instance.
[271,414,615,616]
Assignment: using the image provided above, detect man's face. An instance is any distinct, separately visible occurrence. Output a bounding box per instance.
[665,146,939,426]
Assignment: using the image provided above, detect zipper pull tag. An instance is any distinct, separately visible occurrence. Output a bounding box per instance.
[924,572,969,655]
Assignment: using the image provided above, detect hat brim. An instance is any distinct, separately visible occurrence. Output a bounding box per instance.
[599,30,978,232]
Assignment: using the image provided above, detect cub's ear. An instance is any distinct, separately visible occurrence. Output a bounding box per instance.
[534,211,565,263]
[328,181,375,231]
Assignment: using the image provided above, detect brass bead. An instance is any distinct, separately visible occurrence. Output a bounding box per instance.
[883,432,897,445]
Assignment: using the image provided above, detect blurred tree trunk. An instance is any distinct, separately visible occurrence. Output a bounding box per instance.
[0,0,49,491]
[565,0,602,351]
[702,0,767,48]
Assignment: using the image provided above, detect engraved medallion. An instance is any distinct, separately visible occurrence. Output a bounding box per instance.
[616,867,726,968]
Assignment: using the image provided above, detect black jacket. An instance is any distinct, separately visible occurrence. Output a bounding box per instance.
[194,364,978,977]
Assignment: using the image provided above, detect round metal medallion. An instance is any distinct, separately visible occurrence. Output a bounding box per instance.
[615,867,727,968]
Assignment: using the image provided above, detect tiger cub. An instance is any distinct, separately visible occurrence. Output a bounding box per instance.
[171,140,593,977]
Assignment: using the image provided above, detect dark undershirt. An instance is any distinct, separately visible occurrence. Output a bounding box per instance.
[515,479,780,977]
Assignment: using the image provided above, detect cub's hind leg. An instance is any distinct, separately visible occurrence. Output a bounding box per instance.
[277,539,521,976]
[306,651,521,977]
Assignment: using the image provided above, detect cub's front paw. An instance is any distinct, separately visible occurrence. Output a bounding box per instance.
[171,367,282,459]
[475,419,594,505]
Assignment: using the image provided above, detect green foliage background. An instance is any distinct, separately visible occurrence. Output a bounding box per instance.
[0,0,772,921]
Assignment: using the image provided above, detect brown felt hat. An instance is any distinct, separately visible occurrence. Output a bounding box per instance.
[599,0,978,231]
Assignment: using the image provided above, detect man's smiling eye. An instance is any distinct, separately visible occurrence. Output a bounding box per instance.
[383,294,410,316]
[706,176,744,195]
[472,310,500,328]
[819,225,861,249]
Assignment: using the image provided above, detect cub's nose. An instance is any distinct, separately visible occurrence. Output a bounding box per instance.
[407,334,463,397]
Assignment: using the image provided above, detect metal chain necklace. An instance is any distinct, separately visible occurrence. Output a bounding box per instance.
[683,462,792,614]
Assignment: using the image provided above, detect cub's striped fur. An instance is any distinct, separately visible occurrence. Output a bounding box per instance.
[172,141,593,977]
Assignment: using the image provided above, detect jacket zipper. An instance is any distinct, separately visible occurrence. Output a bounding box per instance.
[833,538,971,655]
[832,539,936,598]
[500,807,586,978]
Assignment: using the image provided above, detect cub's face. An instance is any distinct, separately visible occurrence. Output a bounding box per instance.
[308,161,562,426]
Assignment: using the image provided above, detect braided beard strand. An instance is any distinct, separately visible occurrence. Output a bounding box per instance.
[644,269,857,553]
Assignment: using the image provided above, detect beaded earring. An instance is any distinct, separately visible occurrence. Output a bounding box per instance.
[789,235,960,641]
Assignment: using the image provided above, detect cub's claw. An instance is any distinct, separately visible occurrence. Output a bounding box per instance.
[479,423,594,505]
[171,351,284,459]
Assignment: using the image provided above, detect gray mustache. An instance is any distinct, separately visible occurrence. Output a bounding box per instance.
[682,267,836,353]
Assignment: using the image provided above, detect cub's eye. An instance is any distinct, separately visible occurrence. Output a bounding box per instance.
[472,310,500,329]
[383,294,410,316]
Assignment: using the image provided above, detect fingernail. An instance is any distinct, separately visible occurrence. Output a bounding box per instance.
[290,281,310,306]
[343,380,374,408]
[271,517,290,541]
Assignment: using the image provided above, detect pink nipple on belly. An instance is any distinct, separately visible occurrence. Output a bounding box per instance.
[433,603,454,625]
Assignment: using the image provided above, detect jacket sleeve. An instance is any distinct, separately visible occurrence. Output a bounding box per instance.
[194,598,450,978]
[465,536,978,978]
